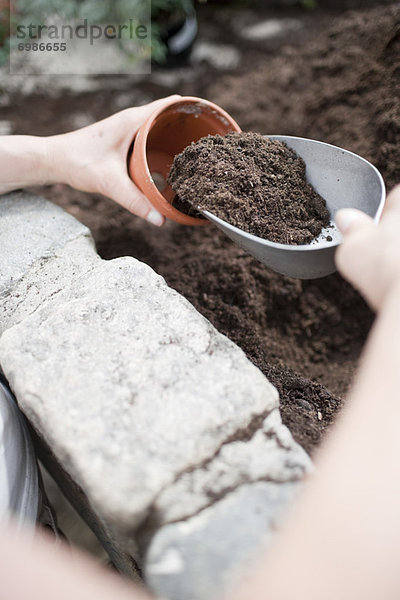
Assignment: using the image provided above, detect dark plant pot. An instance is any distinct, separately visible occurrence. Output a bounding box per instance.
[153,9,198,67]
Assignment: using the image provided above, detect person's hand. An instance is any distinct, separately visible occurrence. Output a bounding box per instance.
[0,524,151,600]
[48,95,181,226]
[335,185,400,311]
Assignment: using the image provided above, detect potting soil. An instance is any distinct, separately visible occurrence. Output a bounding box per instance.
[168,132,331,245]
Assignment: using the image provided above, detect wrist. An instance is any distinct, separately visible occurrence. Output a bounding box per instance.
[34,135,63,186]
[0,135,61,194]
[46,130,94,191]
[14,135,59,186]
[44,133,72,187]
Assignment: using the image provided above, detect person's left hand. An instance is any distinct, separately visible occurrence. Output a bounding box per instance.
[335,185,400,311]
[48,95,181,226]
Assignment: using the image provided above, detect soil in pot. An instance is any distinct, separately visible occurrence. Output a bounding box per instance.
[168,132,331,244]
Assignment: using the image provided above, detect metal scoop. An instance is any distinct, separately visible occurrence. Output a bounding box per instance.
[201,135,386,279]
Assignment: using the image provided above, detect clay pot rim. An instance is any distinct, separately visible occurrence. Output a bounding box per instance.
[133,95,241,226]
[138,94,240,145]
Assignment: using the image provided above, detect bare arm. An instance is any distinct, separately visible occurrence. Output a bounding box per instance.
[0,95,181,225]
[0,135,55,193]
[0,525,151,600]
[230,186,400,600]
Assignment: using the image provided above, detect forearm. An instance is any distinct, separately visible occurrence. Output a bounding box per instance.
[0,135,63,194]
[0,98,179,221]
[0,525,150,600]
[232,282,400,600]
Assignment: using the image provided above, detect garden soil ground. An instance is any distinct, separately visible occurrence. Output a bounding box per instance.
[7,2,399,455]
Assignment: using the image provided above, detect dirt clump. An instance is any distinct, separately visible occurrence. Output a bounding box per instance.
[168,132,331,245]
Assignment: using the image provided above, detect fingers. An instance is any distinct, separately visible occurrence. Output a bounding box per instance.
[111,95,182,158]
[334,209,377,306]
[119,95,182,130]
[107,175,164,226]
[111,95,180,222]
[335,191,400,312]
[137,94,182,116]
[335,208,375,235]
[335,209,375,277]
[381,184,400,219]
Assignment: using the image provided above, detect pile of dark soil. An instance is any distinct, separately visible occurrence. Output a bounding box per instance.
[209,4,400,191]
[33,3,398,455]
[168,132,331,245]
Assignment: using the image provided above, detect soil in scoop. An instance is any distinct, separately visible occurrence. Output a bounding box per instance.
[168,132,331,245]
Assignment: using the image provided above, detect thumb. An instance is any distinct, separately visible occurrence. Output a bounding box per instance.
[335,208,375,235]
[107,175,165,226]
[127,95,182,126]
[381,184,400,219]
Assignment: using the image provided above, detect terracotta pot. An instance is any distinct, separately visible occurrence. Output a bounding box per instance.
[129,96,241,225]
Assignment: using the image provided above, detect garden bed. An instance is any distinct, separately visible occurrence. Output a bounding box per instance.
[8,1,398,455]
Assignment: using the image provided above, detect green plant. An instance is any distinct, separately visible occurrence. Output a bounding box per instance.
[2,0,193,67]
[151,0,194,18]
[0,5,9,67]
[300,0,318,9]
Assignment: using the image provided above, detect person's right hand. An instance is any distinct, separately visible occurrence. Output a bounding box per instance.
[335,185,400,312]
[48,95,181,226]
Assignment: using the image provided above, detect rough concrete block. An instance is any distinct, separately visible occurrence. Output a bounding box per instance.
[0,191,92,299]
[0,192,311,600]
[146,481,301,600]
[0,257,288,528]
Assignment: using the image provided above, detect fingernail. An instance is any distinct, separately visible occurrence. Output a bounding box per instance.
[335,209,361,233]
[147,209,164,226]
